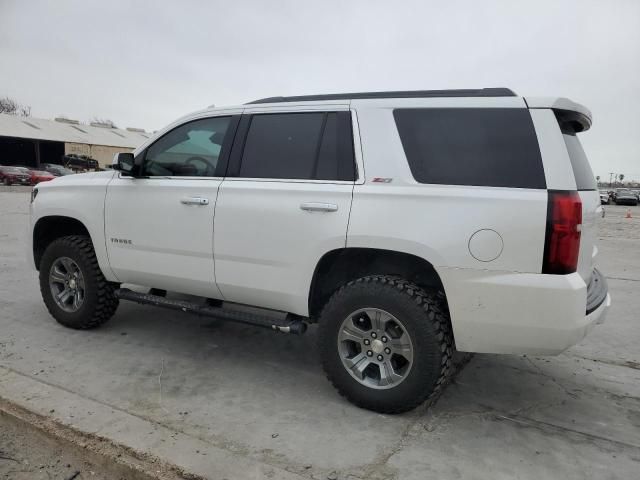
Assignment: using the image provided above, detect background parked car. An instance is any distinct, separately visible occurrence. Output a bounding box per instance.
[599,190,610,204]
[62,154,100,172]
[28,169,55,185]
[614,189,639,206]
[15,167,35,185]
[0,165,32,186]
[12,166,35,183]
[41,163,75,177]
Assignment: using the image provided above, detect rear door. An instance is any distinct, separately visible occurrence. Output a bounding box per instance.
[213,105,357,315]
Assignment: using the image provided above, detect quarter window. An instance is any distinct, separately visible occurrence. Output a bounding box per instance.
[238,112,355,181]
[142,116,231,177]
[393,108,546,189]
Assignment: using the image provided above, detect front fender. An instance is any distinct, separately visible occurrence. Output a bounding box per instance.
[30,172,118,282]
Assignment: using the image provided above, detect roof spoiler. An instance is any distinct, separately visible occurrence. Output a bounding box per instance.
[525,97,592,132]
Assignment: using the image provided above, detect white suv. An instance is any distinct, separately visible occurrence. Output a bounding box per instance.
[29,88,610,413]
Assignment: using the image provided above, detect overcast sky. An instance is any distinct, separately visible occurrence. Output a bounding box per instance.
[1,0,639,179]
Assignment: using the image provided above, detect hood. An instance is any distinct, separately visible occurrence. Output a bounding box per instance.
[36,170,116,188]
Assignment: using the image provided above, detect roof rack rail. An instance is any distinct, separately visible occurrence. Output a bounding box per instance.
[247,88,516,104]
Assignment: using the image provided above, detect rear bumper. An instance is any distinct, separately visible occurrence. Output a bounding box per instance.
[440,267,610,355]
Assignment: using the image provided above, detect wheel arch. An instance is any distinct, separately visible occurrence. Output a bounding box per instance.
[33,216,93,270]
[308,247,448,319]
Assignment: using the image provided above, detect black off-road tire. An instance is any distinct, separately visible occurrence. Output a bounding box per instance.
[317,275,453,414]
[39,235,119,329]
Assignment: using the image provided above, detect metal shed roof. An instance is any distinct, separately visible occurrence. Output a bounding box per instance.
[0,113,150,148]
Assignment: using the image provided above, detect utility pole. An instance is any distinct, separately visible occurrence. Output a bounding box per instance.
[609,172,616,188]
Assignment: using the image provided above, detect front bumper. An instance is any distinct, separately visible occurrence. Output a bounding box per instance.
[440,267,610,355]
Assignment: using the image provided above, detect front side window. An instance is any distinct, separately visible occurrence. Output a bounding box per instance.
[142,116,231,177]
[238,112,355,181]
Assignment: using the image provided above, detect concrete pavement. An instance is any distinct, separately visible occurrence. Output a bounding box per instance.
[1,190,638,479]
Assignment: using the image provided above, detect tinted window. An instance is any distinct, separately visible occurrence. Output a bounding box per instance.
[142,116,231,177]
[563,133,596,191]
[239,112,355,181]
[393,108,546,189]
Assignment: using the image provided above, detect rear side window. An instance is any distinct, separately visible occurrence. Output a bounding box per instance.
[239,112,355,181]
[393,108,546,189]
[562,133,597,191]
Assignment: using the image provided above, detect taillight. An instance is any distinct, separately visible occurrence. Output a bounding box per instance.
[543,191,582,274]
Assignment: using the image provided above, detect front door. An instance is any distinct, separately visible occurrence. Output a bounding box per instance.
[105,113,238,298]
[213,108,357,315]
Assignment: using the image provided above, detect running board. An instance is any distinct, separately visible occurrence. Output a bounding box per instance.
[114,288,308,335]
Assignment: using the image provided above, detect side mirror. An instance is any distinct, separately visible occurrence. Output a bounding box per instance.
[113,152,135,175]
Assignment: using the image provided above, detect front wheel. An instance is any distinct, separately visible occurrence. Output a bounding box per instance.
[318,276,453,414]
[39,235,119,329]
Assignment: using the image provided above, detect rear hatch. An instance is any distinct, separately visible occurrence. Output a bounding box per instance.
[556,111,599,284]
[527,97,598,285]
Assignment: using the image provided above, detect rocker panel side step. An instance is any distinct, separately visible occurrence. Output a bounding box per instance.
[114,288,307,334]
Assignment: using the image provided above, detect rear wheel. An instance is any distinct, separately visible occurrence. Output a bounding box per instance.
[318,275,453,413]
[39,235,119,329]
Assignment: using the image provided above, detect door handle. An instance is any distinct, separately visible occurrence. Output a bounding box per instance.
[180,196,209,206]
[300,202,338,212]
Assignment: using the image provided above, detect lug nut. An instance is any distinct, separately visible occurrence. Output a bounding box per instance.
[371,332,377,339]
[367,350,373,357]
[377,354,383,361]
[385,347,391,354]
[364,339,370,346]
[381,336,388,343]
